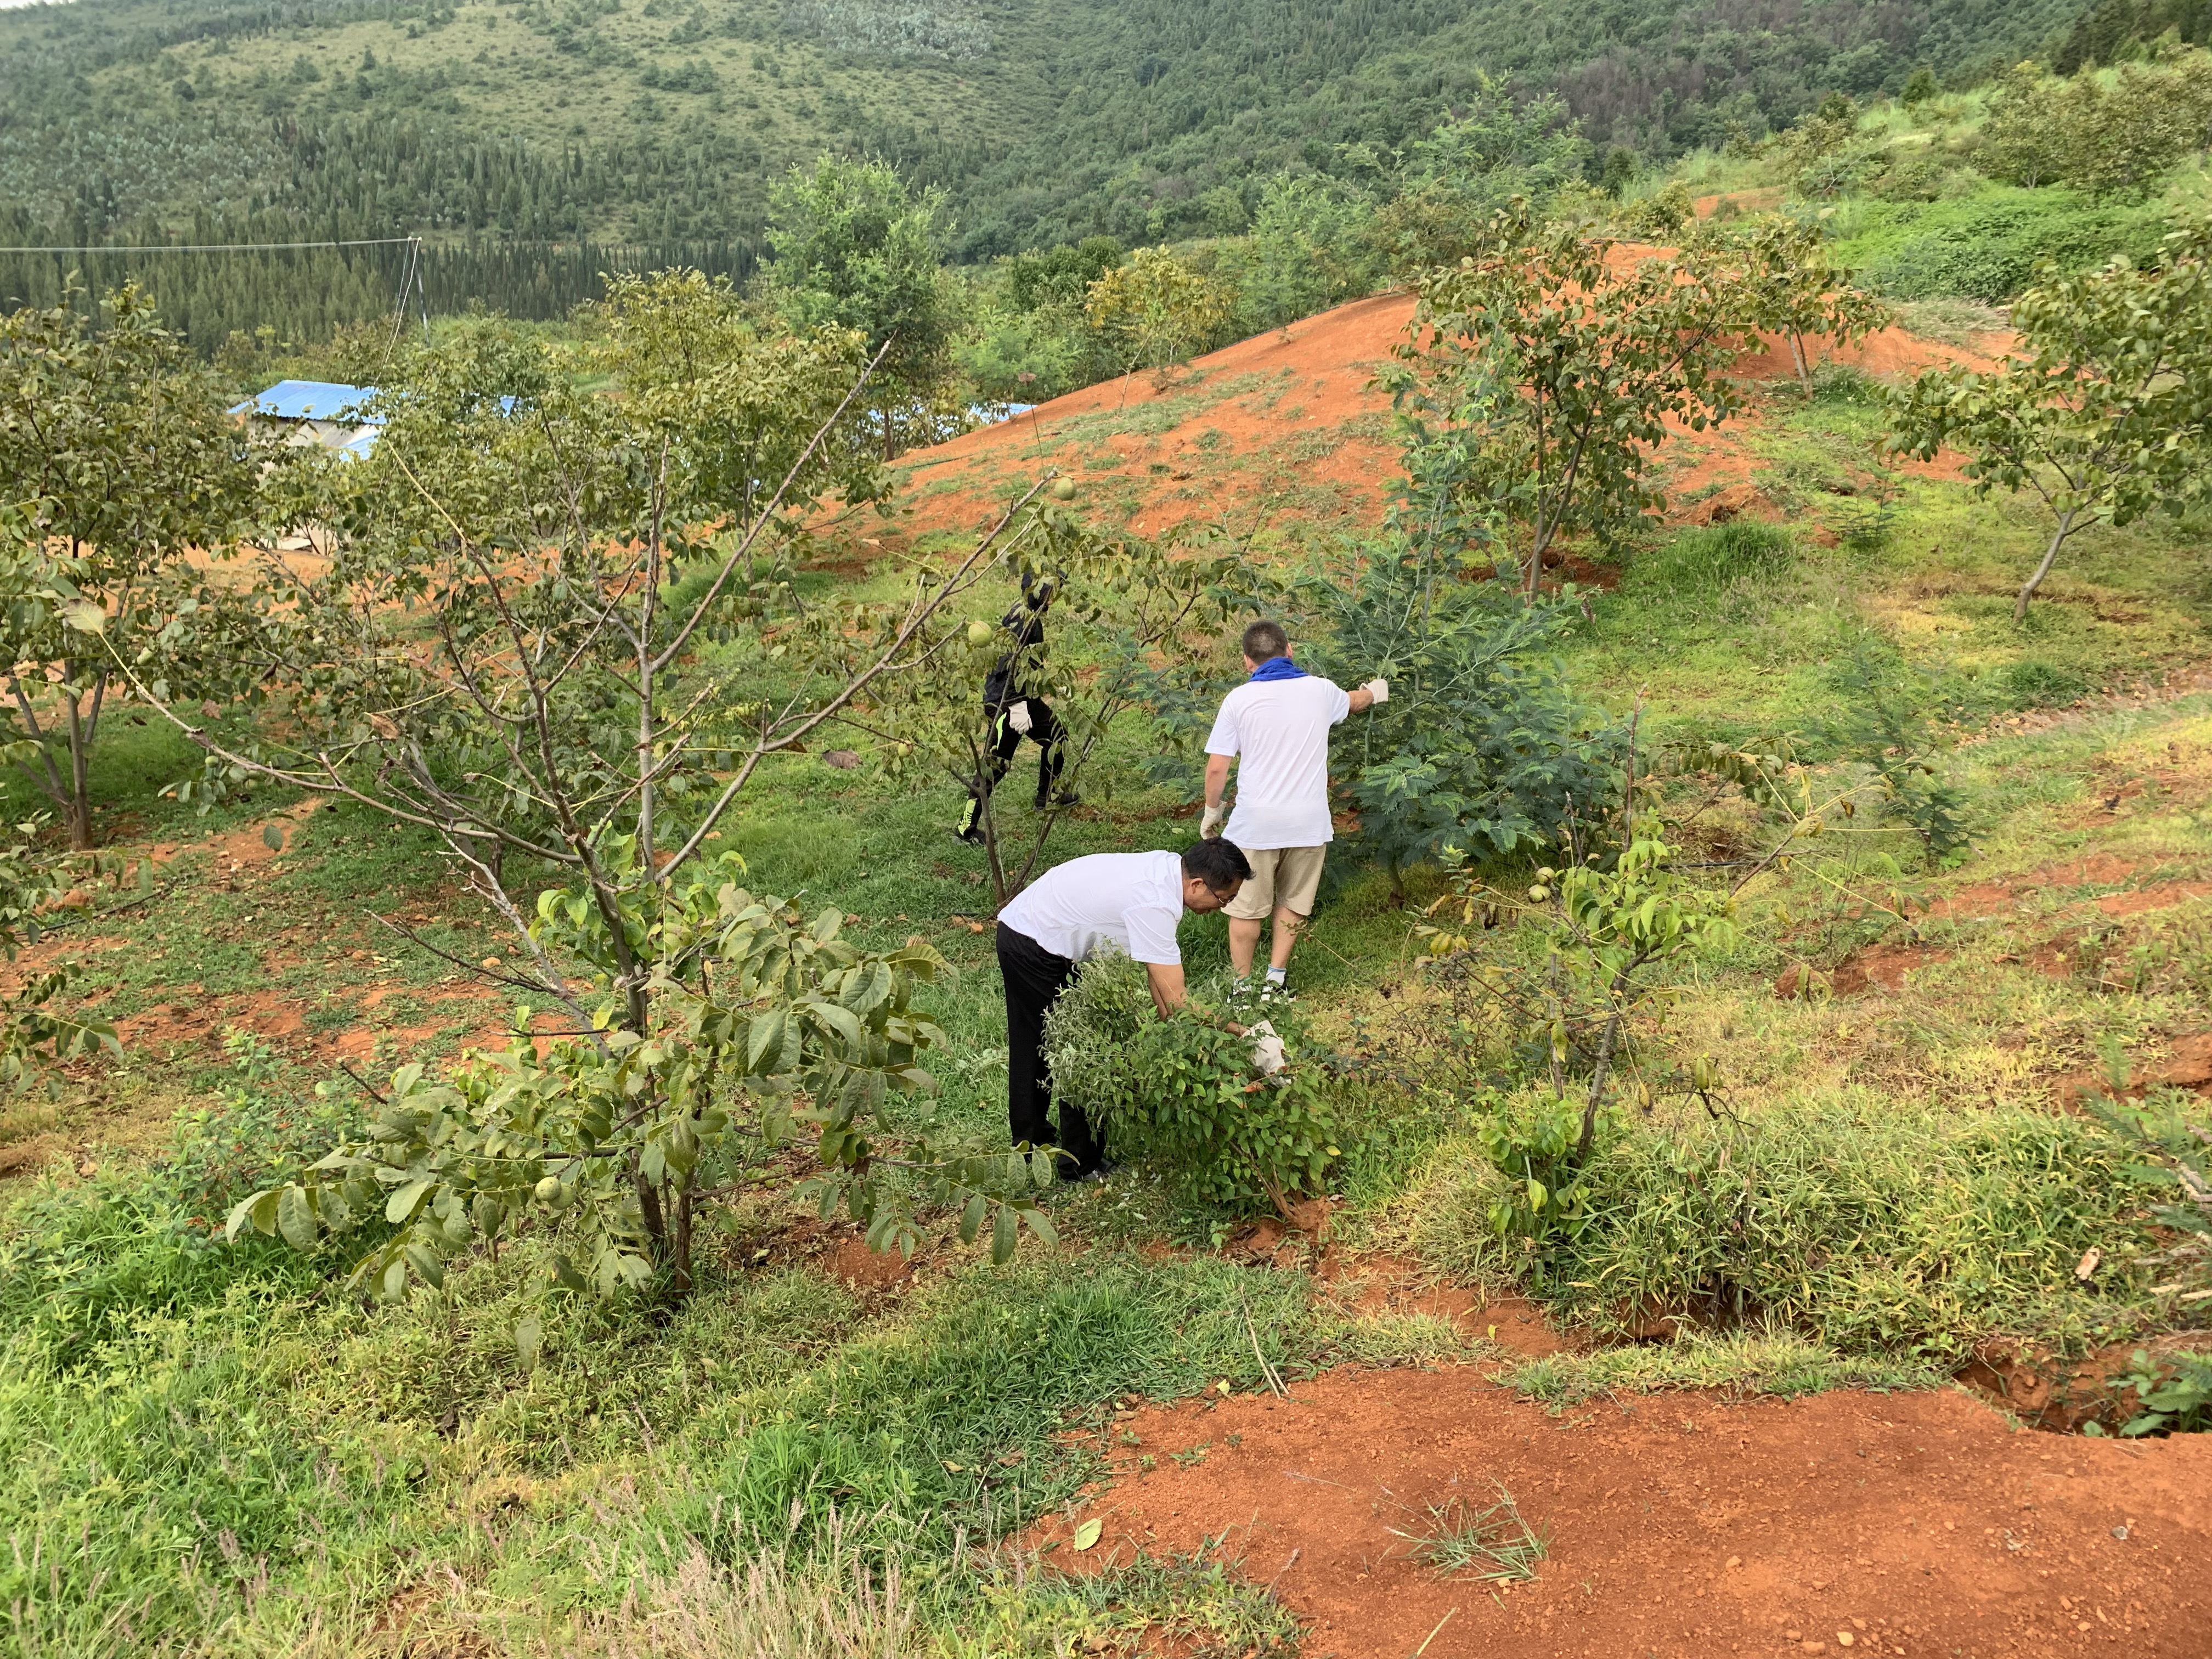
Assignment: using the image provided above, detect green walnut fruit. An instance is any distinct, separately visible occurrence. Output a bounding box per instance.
[1527,885,1550,904]
[534,1175,562,1204]
[1049,477,1076,500]
[966,619,994,647]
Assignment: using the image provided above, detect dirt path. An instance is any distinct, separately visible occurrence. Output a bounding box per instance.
[1046,1368,2210,1657]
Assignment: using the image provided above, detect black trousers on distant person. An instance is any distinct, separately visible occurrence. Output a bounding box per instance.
[958,698,1066,840]
[996,921,1102,1172]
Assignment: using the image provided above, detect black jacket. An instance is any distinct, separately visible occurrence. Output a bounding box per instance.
[982,593,1050,710]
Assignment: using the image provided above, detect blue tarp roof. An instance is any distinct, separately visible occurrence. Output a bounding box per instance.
[229,380,380,422]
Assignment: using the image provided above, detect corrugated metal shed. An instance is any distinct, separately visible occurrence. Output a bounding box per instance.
[228,380,380,421]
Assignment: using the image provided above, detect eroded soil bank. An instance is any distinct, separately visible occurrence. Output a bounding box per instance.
[1042,1368,2210,1657]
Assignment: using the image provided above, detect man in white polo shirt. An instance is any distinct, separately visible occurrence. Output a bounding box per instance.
[1200,619,1386,994]
[995,838,1252,1181]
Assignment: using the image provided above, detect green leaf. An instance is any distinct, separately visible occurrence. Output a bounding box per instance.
[809,999,866,1051]
[262,822,285,853]
[515,1316,543,1373]
[276,1184,318,1250]
[404,1242,446,1289]
[991,1203,1017,1265]
[1071,1517,1103,1551]
[746,1011,787,1074]
[958,1192,986,1245]
[225,1187,276,1243]
[386,1178,433,1224]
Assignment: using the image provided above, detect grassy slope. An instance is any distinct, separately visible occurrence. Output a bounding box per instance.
[6,278,2212,1652]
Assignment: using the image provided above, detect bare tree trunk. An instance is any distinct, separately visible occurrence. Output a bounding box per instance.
[670,1179,693,1297]
[1577,1004,1626,1162]
[61,664,94,850]
[2016,508,2078,621]
[638,445,666,871]
[635,1162,668,1264]
[8,673,69,815]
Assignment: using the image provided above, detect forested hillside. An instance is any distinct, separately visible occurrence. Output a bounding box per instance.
[1,0,2109,267]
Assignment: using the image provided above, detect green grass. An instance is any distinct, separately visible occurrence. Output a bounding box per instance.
[1829,183,2169,304]
[1506,1328,1945,1406]
[1401,1090,2170,1358]
[8,314,2212,1651]
[1385,1482,1548,1583]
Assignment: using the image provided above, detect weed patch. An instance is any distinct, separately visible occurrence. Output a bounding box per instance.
[1506,1327,1945,1405]
[1402,1098,2163,1359]
[1387,1482,1547,1582]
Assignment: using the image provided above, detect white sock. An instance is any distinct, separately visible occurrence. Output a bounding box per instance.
[1265,964,1287,986]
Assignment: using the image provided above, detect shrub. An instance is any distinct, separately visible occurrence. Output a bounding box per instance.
[1406,1097,2160,1358]
[1042,954,1341,1215]
[1841,188,2163,302]
[1810,642,1970,862]
[1302,547,1624,881]
[2110,1349,2212,1436]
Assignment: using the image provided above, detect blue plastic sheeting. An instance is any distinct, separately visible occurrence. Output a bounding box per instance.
[970,402,1037,424]
[335,428,381,461]
[228,379,380,422]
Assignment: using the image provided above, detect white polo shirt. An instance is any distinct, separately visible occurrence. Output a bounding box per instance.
[997,850,1185,965]
[1205,674,1352,850]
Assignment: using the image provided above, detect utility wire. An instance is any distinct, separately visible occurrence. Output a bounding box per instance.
[0,238,420,253]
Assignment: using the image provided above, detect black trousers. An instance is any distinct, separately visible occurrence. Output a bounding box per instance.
[962,699,1065,833]
[996,921,1100,1170]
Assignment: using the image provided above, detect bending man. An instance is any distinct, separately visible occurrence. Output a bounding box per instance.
[994,838,1252,1181]
[1201,619,1385,995]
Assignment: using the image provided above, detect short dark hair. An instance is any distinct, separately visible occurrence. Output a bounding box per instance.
[1240,619,1289,663]
[1183,837,1252,895]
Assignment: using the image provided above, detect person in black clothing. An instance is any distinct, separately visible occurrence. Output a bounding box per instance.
[956,574,1077,843]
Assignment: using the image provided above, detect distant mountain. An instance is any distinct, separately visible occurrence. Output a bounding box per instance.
[0,0,2093,258]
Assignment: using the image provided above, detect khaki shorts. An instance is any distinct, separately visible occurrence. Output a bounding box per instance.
[1225,845,1327,921]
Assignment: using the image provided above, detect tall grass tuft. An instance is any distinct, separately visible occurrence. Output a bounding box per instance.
[1402,1096,2159,1358]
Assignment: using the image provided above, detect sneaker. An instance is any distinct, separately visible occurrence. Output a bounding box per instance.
[1036,789,1082,811]
[1258,981,1295,1003]
[1060,1156,1119,1184]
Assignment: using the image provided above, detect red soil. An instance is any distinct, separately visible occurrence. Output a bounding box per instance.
[890,279,2003,548]
[894,292,1414,541]
[1044,1368,2212,1658]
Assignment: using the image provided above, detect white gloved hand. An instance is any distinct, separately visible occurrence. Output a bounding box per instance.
[1200,803,1226,838]
[1363,678,1390,705]
[1250,1019,1286,1076]
[1005,699,1035,736]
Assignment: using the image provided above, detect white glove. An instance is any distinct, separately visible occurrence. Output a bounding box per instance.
[1200,803,1226,838]
[1363,678,1390,705]
[1005,699,1034,736]
[1250,1019,1285,1076]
